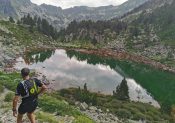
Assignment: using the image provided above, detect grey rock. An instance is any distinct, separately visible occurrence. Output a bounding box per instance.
[89,106,97,111]
[79,102,88,111]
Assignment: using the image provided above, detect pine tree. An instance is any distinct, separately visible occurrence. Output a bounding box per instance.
[17,20,21,25]
[84,83,88,91]
[9,16,15,23]
[113,77,129,100]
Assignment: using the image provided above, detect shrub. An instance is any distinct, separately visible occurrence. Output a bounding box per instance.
[0,84,4,93]
[133,112,146,121]
[74,88,97,105]
[116,109,132,119]
[161,101,172,114]
[38,95,81,116]
[36,111,58,123]
[4,92,14,102]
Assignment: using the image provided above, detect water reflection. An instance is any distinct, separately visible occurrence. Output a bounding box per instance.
[66,50,118,70]
[14,49,159,107]
[23,50,55,64]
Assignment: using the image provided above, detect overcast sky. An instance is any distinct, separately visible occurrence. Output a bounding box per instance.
[30,0,128,9]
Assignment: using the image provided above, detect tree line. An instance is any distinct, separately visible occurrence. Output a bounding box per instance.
[9,14,58,39]
[59,19,127,35]
[9,14,128,43]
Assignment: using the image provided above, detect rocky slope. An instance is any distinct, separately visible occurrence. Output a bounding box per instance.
[0,18,174,123]
[0,0,148,30]
[58,0,175,67]
[0,19,58,70]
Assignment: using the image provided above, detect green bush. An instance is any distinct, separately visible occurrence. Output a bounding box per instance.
[116,109,132,119]
[38,94,94,122]
[0,72,20,91]
[39,95,81,116]
[0,84,4,93]
[4,92,14,102]
[161,101,172,114]
[133,112,145,121]
[74,88,97,105]
[36,111,58,123]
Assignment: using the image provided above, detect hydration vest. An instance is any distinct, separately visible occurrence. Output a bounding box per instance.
[21,79,39,99]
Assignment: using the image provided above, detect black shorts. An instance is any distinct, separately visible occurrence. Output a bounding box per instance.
[18,99,38,114]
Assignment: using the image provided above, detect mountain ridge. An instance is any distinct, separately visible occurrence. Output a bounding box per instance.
[0,0,148,30]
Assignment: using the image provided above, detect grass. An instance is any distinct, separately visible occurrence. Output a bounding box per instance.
[0,71,95,123]
[57,88,173,122]
[73,116,95,123]
[0,102,12,111]
[4,92,14,102]
[38,94,95,123]
[39,94,93,123]
[0,84,3,93]
[36,111,59,123]
[0,72,21,92]
[38,94,81,116]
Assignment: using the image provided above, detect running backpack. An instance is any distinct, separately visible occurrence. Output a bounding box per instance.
[21,79,39,98]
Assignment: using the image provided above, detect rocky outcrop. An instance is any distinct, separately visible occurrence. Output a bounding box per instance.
[75,101,120,123]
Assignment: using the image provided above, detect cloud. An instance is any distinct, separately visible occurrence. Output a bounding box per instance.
[31,0,128,9]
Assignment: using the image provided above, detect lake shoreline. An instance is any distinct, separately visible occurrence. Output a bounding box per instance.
[69,48,175,73]
[2,45,175,83]
[10,46,174,74]
[1,48,175,120]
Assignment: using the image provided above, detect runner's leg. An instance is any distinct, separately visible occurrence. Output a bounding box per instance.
[27,112,35,123]
[17,113,23,123]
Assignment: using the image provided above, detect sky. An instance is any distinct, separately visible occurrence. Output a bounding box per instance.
[30,0,128,9]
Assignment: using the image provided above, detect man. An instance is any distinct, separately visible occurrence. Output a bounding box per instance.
[12,68,47,123]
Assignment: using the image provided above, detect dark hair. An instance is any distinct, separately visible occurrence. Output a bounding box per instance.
[21,68,30,78]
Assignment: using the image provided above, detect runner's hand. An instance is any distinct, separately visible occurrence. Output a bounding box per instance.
[13,110,17,117]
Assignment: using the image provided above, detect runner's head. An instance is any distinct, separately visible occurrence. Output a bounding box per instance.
[21,68,30,78]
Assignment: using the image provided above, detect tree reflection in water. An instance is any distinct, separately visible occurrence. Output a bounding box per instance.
[23,50,55,64]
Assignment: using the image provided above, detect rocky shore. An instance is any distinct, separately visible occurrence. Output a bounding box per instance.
[75,48,175,73]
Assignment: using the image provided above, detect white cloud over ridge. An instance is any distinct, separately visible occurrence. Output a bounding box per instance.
[31,0,128,9]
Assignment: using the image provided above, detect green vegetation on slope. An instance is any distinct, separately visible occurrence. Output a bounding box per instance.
[0,20,56,47]
[132,0,175,45]
[56,88,173,122]
[0,71,94,123]
[0,68,175,122]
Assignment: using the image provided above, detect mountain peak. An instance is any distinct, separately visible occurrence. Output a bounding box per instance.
[40,3,62,10]
[0,0,148,29]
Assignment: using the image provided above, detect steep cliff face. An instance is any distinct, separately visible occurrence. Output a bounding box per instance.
[0,0,16,17]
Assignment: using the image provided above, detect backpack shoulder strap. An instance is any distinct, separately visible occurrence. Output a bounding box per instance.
[20,80,30,98]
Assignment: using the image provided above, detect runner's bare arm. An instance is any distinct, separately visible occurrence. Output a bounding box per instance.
[12,96,19,117]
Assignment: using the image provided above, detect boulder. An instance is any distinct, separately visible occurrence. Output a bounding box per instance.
[89,106,97,112]
[79,102,88,111]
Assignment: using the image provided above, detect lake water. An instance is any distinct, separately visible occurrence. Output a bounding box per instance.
[14,49,160,107]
